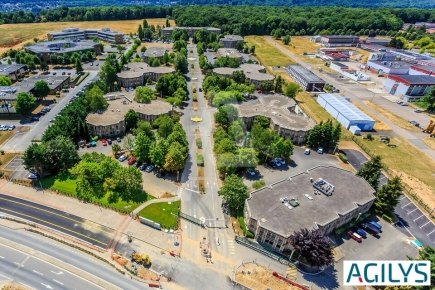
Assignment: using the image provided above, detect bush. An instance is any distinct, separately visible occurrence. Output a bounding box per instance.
[196,138,202,148]
[367,133,372,140]
[197,154,204,166]
[0,150,4,155]
[238,216,247,234]
[338,153,348,163]
[252,179,266,190]
[91,136,99,141]
[382,214,393,223]
[246,230,255,239]
[193,88,196,93]
[193,95,197,102]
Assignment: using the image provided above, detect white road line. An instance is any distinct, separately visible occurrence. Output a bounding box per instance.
[420,221,431,228]
[427,229,435,236]
[399,196,407,200]
[0,256,4,259]
[53,279,64,285]
[14,262,22,266]
[402,202,413,208]
[413,215,424,222]
[407,208,418,214]
[33,270,43,275]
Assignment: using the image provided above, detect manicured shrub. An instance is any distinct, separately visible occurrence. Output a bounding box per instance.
[338,153,348,163]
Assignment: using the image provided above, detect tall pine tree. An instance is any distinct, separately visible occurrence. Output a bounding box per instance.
[374,176,403,215]
[356,155,383,191]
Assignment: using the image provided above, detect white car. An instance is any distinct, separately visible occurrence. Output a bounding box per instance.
[304,149,311,155]
[317,147,324,154]
[246,169,256,176]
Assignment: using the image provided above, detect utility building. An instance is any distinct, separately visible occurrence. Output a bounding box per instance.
[317,94,375,131]
[285,64,325,92]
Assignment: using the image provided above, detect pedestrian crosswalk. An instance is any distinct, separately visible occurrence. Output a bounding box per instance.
[227,239,235,255]
[286,265,297,281]
[177,187,183,196]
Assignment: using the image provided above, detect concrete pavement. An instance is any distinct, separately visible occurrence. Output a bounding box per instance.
[1,70,98,153]
[264,36,435,161]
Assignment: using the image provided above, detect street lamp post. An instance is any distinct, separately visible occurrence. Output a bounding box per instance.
[355,213,362,222]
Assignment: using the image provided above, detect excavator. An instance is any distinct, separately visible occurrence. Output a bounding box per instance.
[423,119,435,137]
[131,251,151,266]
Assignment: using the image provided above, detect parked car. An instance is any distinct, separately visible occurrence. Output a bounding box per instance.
[304,148,311,155]
[361,223,380,236]
[102,139,107,146]
[8,125,15,130]
[246,169,256,176]
[28,173,40,180]
[52,72,57,75]
[257,90,262,93]
[401,102,408,106]
[128,157,137,165]
[133,161,142,167]
[115,153,121,159]
[347,231,362,242]
[67,72,71,75]
[96,63,99,66]
[267,160,277,168]
[139,164,147,171]
[145,165,154,173]
[317,147,324,154]
[355,228,367,238]
[397,101,403,104]
[31,116,40,121]
[276,157,286,165]
[199,88,202,92]
[272,159,281,167]
[369,221,382,231]
[90,63,93,66]
[62,72,66,75]
[116,137,121,142]
[107,138,112,145]
[119,155,128,162]
[414,109,422,113]
[409,120,420,127]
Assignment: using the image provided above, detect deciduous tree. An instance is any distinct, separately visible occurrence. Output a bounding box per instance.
[374,176,403,215]
[0,76,12,86]
[284,83,302,98]
[84,86,108,112]
[217,152,238,175]
[22,143,48,178]
[33,80,50,100]
[134,86,154,103]
[290,228,334,267]
[124,109,139,131]
[356,155,384,191]
[164,142,187,172]
[217,174,247,209]
[133,132,152,162]
[15,92,36,115]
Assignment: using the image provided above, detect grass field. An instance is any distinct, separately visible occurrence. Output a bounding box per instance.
[363,100,421,132]
[271,36,323,64]
[0,19,176,54]
[351,102,392,131]
[137,200,180,229]
[423,137,435,151]
[353,135,435,210]
[40,173,153,211]
[0,131,13,146]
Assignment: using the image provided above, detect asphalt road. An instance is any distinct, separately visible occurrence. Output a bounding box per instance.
[0,243,102,290]
[0,226,145,290]
[0,194,114,249]
[1,70,99,153]
[341,149,435,246]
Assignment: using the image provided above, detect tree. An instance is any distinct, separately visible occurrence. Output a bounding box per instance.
[0,76,12,86]
[260,80,274,92]
[138,24,144,41]
[75,58,84,75]
[84,86,108,112]
[44,136,80,173]
[39,61,49,72]
[111,166,143,203]
[134,86,154,103]
[112,143,121,154]
[99,58,118,90]
[284,83,302,98]
[356,155,384,191]
[70,159,106,200]
[155,114,174,138]
[217,153,238,175]
[213,126,229,144]
[230,70,246,84]
[237,148,258,169]
[214,105,239,129]
[214,138,238,154]
[7,58,12,65]
[174,53,188,73]
[283,35,291,45]
[133,132,152,162]
[228,121,245,144]
[164,142,187,172]
[212,91,243,106]
[150,139,169,168]
[253,115,270,129]
[274,75,285,93]
[163,52,170,64]
[374,176,403,215]
[33,37,39,43]
[132,121,154,140]
[173,87,188,100]
[27,60,36,72]
[124,109,139,131]
[421,87,435,111]
[22,143,48,178]
[33,80,50,100]
[290,228,334,267]
[249,45,256,54]
[408,246,435,288]
[15,92,36,115]
[141,46,147,52]
[218,174,247,209]
[235,41,244,51]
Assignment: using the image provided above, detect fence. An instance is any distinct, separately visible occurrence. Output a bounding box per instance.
[344,135,435,221]
[138,216,161,230]
[177,211,202,226]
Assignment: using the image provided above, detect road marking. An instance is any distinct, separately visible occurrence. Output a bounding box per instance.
[33,270,43,275]
[51,270,64,275]
[402,202,412,208]
[0,256,4,259]
[14,262,23,267]
[399,196,407,200]
[420,221,431,228]
[41,283,53,289]
[427,229,435,236]
[407,208,418,214]
[413,215,424,222]
[53,279,64,285]
[0,206,107,246]
[0,196,113,235]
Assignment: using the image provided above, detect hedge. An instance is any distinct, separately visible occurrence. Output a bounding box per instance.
[197,154,204,166]
[382,214,393,223]
[75,72,90,86]
[196,138,202,148]
[339,153,348,163]
[246,230,255,239]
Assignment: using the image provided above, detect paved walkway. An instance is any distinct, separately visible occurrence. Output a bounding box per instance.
[132,196,180,215]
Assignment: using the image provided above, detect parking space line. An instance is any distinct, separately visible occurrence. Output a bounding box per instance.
[427,229,435,236]
[399,196,408,200]
[407,208,418,214]
[420,221,431,228]
[413,215,424,222]
[402,202,413,208]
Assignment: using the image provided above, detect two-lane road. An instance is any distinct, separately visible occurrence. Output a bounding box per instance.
[0,244,102,290]
[0,194,114,248]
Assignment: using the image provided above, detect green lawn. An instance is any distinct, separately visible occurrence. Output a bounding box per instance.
[40,173,154,212]
[137,200,180,229]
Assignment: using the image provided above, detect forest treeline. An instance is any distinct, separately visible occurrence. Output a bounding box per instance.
[1,6,435,37]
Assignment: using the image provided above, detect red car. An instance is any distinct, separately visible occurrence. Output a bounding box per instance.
[128,157,137,165]
[348,231,362,243]
[101,139,107,146]
[257,89,262,93]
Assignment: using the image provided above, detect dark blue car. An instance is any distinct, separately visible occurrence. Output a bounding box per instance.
[370,221,382,230]
[356,228,367,238]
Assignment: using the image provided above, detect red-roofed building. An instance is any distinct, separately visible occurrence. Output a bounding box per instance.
[410,65,435,77]
[427,28,435,34]
[383,74,435,101]
[327,53,350,61]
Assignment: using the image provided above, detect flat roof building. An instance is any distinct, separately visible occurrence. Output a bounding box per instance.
[213,64,274,89]
[117,62,175,88]
[219,35,244,49]
[383,74,435,102]
[236,94,315,144]
[25,40,101,62]
[360,38,390,47]
[47,27,124,43]
[142,47,167,63]
[320,35,359,47]
[317,94,375,131]
[161,27,221,38]
[0,64,27,81]
[217,48,243,63]
[409,65,435,77]
[366,60,411,75]
[244,165,375,252]
[86,96,172,137]
[285,64,325,92]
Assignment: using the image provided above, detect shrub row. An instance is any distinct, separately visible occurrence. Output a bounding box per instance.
[75,72,90,86]
[197,154,204,166]
[338,153,348,163]
[382,214,393,223]
[196,138,202,148]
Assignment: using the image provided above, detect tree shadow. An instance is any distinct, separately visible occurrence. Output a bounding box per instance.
[300,265,340,290]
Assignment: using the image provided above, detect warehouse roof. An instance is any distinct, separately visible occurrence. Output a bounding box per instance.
[143,47,166,58]
[220,35,244,42]
[318,94,374,122]
[246,166,375,237]
[387,74,435,85]
[367,60,411,69]
[410,65,435,75]
[213,64,274,81]
[26,40,96,54]
[0,64,27,76]
[286,64,325,83]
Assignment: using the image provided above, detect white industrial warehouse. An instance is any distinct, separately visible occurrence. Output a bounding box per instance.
[317,94,375,134]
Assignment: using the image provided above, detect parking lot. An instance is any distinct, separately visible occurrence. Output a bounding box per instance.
[6,156,30,180]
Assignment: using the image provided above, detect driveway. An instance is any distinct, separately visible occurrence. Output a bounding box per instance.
[203,51,216,64]
[341,148,435,246]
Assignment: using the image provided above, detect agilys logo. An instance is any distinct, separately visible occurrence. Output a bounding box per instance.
[343,261,431,286]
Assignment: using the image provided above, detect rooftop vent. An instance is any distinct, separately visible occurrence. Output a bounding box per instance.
[313,178,334,196]
[260,218,267,223]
